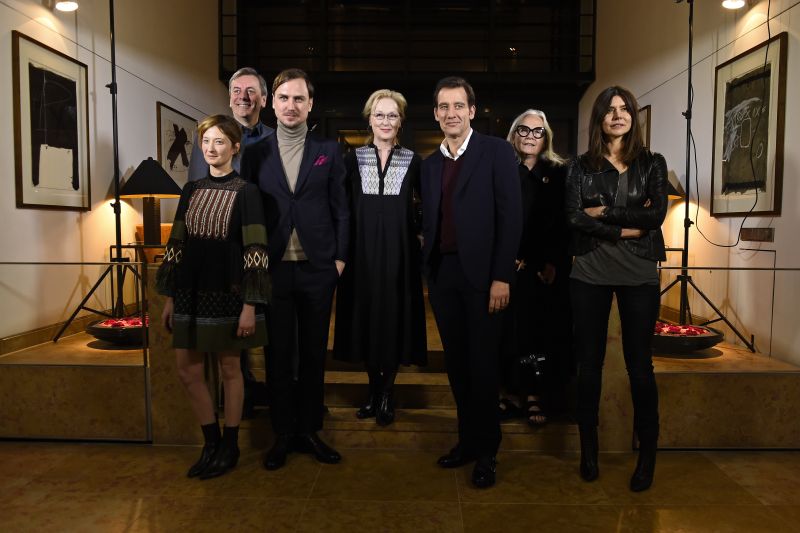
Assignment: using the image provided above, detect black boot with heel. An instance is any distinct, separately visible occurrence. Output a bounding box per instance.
[579,425,599,482]
[200,425,240,480]
[187,422,221,478]
[630,429,657,492]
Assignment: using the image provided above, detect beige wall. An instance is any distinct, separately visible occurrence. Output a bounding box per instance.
[582,0,800,363]
[0,0,228,337]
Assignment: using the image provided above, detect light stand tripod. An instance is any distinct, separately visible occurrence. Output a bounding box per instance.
[660,0,755,352]
[54,0,141,342]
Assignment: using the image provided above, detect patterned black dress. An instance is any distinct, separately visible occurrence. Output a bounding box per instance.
[333,145,427,369]
[156,171,270,351]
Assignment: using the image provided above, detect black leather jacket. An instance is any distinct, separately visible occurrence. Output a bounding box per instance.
[565,150,668,261]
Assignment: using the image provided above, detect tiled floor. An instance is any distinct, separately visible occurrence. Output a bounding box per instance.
[1,442,798,532]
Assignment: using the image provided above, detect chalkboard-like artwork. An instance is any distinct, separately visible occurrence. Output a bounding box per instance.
[13,31,90,210]
[157,102,196,188]
[29,64,80,191]
[721,65,769,194]
[711,32,786,217]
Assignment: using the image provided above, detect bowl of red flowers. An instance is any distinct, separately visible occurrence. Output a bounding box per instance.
[86,314,149,345]
[652,321,723,353]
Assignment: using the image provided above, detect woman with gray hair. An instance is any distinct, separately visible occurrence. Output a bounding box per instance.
[497,109,572,428]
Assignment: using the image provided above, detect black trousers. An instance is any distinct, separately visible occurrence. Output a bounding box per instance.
[266,260,338,435]
[570,279,660,440]
[429,254,502,458]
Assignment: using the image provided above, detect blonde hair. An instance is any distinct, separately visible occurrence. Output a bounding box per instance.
[362,89,408,145]
[197,114,242,153]
[506,109,565,166]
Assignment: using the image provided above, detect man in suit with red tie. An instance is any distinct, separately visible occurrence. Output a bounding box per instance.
[241,69,349,470]
[421,77,522,488]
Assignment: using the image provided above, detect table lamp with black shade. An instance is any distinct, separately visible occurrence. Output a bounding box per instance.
[120,157,181,245]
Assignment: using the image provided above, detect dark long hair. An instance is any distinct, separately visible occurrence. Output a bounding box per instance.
[586,86,644,170]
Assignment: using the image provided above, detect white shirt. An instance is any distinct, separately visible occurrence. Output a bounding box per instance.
[439,128,474,161]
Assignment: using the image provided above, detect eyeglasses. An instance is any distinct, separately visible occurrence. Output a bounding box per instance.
[515,125,545,139]
[372,113,400,124]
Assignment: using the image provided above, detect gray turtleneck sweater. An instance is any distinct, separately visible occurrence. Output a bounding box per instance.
[277,121,309,261]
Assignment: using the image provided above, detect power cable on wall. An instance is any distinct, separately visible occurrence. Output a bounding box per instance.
[0,0,211,118]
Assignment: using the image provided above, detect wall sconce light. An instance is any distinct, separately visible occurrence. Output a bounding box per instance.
[722,0,746,9]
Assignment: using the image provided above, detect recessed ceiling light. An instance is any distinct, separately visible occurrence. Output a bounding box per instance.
[55,1,79,11]
[722,0,745,9]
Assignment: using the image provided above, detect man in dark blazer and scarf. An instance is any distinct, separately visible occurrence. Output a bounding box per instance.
[241,68,349,470]
[422,77,522,488]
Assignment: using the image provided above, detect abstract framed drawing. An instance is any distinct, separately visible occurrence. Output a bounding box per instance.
[12,31,91,211]
[710,32,787,217]
[156,102,196,188]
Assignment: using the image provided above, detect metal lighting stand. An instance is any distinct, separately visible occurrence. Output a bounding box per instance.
[54,0,140,342]
[659,0,755,352]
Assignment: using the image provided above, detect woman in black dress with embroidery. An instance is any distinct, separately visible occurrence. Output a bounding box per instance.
[334,89,427,426]
[158,114,269,479]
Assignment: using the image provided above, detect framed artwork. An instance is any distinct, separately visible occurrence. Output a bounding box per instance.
[12,31,90,211]
[639,105,651,149]
[156,102,196,188]
[710,32,787,217]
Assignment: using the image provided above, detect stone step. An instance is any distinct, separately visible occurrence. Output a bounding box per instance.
[237,407,579,453]
[324,370,455,408]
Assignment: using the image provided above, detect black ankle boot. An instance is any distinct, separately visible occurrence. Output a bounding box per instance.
[187,422,221,478]
[356,394,377,419]
[376,389,395,426]
[579,425,599,482]
[200,426,240,480]
[630,435,657,492]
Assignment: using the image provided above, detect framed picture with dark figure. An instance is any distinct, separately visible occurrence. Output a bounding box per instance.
[12,31,90,211]
[156,102,196,188]
[711,32,787,218]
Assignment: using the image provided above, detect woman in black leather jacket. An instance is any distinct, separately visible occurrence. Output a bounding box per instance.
[566,86,667,492]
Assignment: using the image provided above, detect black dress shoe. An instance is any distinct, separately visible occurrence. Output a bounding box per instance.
[471,456,497,488]
[356,395,377,419]
[579,425,599,482]
[263,434,292,471]
[437,445,476,469]
[187,443,218,478]
[199,442,240,479]
[376,391,395,426]
[630,445,657,492]
[294,433,341,464]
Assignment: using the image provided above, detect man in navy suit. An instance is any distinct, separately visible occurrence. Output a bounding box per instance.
[241,69,349,470]
[187,67,275,181]
[421,77,522,488]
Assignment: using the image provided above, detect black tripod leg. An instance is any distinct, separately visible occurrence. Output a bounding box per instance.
[53,265,113,342]
[687,277,756,352]
[660,277,680,297]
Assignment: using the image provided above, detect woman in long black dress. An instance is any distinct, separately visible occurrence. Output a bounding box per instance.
[566,86,667,492]
[498,109,570,427]
[333,89,427,426]
[157,114,269,479]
